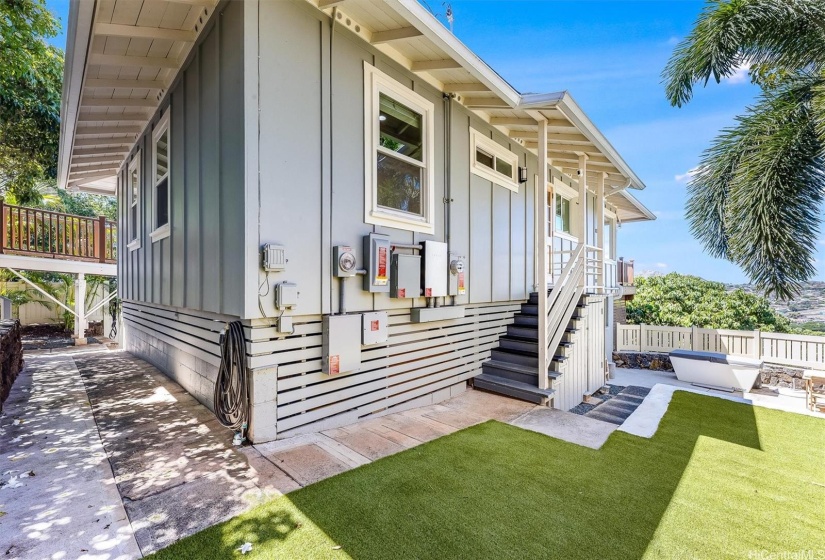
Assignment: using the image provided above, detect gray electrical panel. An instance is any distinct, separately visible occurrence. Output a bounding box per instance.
[362,311,388,345]
[322,314,362,375]
[275,282,299,310]
[363,233,391,293]
[422,241,448,298]
[390,253,420,298]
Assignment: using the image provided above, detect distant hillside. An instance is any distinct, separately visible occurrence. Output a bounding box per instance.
[727,281,825,332]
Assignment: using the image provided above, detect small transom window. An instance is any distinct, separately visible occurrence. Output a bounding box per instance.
[470,128,519,192]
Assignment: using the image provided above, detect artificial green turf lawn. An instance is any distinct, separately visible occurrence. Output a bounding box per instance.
[153,392,824,559]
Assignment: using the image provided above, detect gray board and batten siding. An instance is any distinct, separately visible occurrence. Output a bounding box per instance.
[117,0,245,318]
[248,0,542,439]
[118,1,246,410]
[119,0,551,439]
[256,0,538,319]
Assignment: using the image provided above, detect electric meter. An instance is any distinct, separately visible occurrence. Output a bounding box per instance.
[333,246,357,277]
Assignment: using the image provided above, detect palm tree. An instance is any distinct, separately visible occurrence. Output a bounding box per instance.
[663,0,825,300]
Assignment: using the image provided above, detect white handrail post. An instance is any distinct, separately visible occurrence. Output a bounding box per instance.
[537,117,549,391]
[578,154,588,288]
[596,172,605,289]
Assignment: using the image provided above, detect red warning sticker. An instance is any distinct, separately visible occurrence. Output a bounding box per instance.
[425,288,432,297]
[371,320,379,331]
[376,246,388,285]
[458,272,466,295]
[329,355,340,376]
[398,288,406,298]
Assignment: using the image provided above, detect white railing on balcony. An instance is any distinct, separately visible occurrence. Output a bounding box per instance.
[616,324,825,369]
[604,258,617,290]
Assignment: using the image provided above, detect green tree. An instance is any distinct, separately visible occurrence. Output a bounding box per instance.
[663,0,825,300]
[0,0,63,205]
[626,273,792,332]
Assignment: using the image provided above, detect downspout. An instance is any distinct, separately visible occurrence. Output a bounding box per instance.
[330,8,337,314]
[443,92,455,305]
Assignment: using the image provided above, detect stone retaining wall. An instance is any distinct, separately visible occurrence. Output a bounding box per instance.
[612,351,822,390]
[0,320,24,410]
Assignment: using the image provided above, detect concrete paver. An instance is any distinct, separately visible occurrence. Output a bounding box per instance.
[510,407,618,449]
[0,355,141,560]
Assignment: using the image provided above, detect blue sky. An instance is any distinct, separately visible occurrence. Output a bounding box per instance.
[45,0,824,284]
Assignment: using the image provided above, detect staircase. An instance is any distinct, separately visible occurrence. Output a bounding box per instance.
[474,244,588,406]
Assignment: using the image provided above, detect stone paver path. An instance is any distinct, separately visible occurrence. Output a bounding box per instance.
[71,351,282,555]
[0,354,140,560]
[1,348,549,557]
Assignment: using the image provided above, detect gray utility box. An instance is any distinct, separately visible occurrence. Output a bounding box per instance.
[390,253,420,298]
[363,233,391,293]
[362,311,388,345]
[422,241,448,298]
[322,314,362,376]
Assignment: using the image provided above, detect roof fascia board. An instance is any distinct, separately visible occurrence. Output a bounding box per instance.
[611,189,657,221]
[57,0,95,190]
[553,93,647,190]
[383,0,520,107]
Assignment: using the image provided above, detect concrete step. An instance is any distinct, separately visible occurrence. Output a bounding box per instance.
[482,359,537,385]
[584,407,628,425]
[473,373,555,405]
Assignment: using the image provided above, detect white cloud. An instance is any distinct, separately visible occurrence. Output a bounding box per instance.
[724,61,751,85]
[675,168,698,182]
[655,262,669,269]
[665,36,680,46]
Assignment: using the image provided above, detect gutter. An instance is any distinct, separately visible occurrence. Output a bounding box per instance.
[57,0,95,190]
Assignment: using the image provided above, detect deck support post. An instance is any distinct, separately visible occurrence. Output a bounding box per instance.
[536,117,549,392]
[74,272,87,345]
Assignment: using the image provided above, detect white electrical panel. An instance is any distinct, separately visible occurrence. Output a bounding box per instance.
[363,233,391,293]
[422,241,448,298]
[263,244,286,271]
[275,282,299,310]
[323,314,362,375]
[362,311,388,345]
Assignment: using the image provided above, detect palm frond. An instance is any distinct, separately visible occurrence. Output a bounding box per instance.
[687,74,825,299]
[664,0,825,107]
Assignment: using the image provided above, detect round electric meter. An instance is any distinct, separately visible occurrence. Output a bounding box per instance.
[450,259,465,275]
[339,251,356,273]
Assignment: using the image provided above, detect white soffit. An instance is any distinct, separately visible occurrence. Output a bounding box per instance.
[58,0,220,195]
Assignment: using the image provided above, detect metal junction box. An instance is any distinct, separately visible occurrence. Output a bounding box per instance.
[362,311,388,345]
[322,314,362,376]
[390,253,420,298]
[422,241,448,298]
[274,282,299,310]
[363,233,391,293]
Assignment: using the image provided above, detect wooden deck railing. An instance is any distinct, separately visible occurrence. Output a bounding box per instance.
[0,198,117,263]
[617,258,635,286]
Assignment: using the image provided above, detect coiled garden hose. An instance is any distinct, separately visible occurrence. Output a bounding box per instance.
[213,321,250,431]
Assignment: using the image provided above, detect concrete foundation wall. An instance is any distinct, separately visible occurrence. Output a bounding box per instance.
[124,322,219,411]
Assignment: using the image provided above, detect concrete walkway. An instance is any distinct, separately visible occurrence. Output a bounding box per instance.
[0,354,140,560]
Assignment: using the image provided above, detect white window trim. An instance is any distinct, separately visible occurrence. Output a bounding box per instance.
[127,150,141,252]
[150,109,171,243]
[553,192,574,236]
[470,128,519,192]
[363,62,435,234]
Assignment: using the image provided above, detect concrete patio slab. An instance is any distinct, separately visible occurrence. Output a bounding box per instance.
[0,355,141,560]
[265,443,354,486]
[509,407,618,449]
[321,426,407,461]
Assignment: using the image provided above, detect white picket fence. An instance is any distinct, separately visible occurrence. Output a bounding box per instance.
[616,323,825,370]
